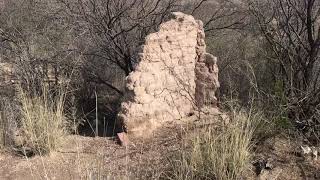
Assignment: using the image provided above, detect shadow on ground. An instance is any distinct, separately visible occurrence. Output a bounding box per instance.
[76,97,123,137]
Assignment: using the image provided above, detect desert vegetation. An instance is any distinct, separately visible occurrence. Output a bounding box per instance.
[165,107,260,180]
[0,0,319,179]
[18,84,68,155]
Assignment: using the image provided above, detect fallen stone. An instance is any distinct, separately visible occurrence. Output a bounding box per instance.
[265,158,274,170]
[301,145,319,161]
[117,132,130,147]
[301,145,312,154]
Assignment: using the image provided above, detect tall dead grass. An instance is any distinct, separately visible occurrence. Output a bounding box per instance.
[166,109,260,180]
[0,113,4,149]
[18,85,68,154]
[0,98,19,149]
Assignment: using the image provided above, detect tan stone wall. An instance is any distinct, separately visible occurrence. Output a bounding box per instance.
[118,12,219,136]
[195,29,220,108]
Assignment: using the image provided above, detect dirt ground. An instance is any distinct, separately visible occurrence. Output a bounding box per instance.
[0,116,320,180]
[0,120,184,180]
[248,135,320,180]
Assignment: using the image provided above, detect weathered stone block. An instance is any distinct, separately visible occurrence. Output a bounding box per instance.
[117,12,219,136]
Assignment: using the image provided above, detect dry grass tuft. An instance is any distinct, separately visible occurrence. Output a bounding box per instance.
[18,84,68,154]
[0,98,19,149]
[0,114,4,149]
[166,109,260,180]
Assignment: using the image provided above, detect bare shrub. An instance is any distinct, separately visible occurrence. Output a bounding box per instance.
[0,0,79,92]
[185,0,247,33]
[249,0,320,144]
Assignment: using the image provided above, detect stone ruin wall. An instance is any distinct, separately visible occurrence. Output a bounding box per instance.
[118,12,219,136]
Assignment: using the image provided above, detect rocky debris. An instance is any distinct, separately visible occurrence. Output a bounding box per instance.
[301,145,319,160]
[117,132,130,147]
[312,148,318,160]
[301,145,312,154]
[253,158,282,180]
[253,158,274,176]
[118,12,219,136]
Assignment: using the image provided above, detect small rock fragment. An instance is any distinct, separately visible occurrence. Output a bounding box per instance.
[311,146,318,160]
[117,132,130,147]
[265,158,274,170]
[301,145,312,154]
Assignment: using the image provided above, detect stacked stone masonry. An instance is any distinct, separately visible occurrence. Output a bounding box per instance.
[118,12,219,135]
